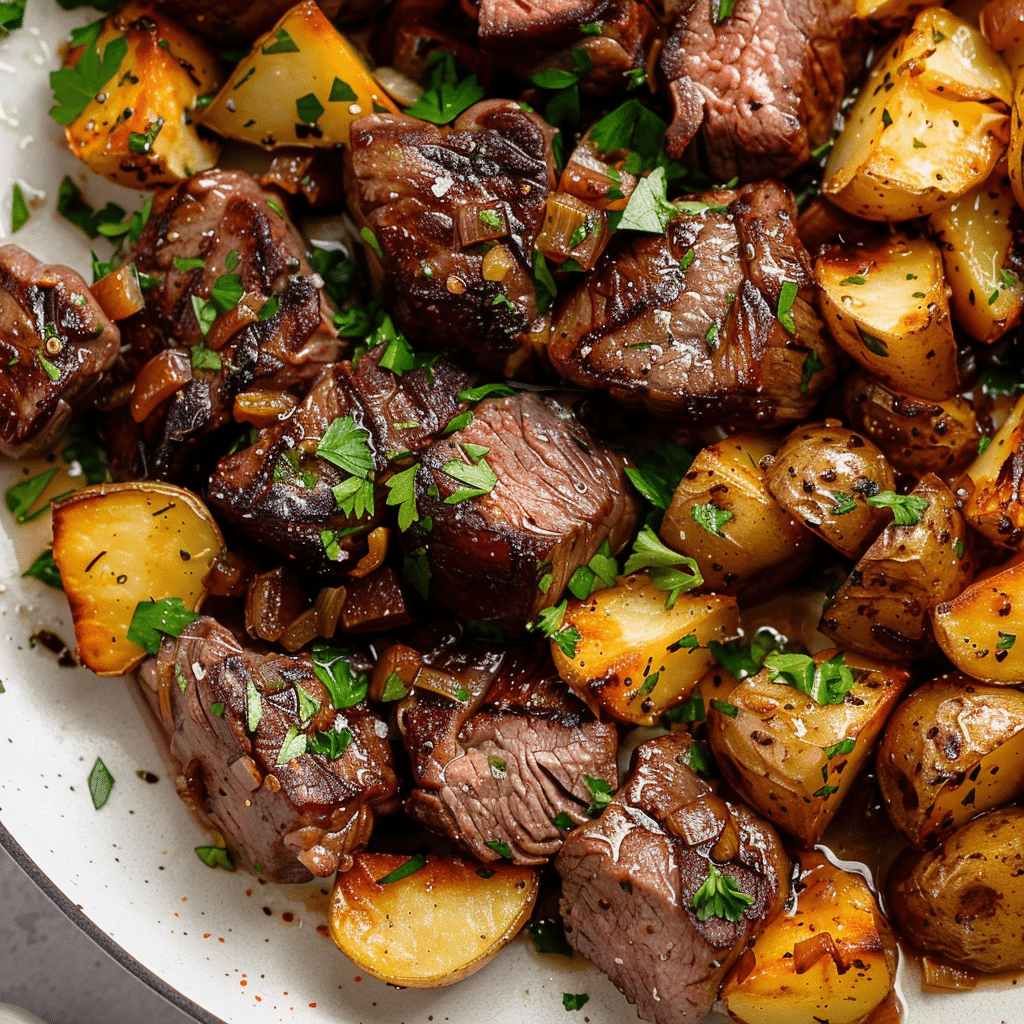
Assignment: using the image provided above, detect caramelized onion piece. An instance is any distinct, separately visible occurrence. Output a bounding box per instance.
[129,349,192,423]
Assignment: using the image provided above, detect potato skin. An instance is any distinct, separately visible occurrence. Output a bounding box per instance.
[886,806,1024,972]
[876,674,1024,848]
[842,372,980,478]
[763,421,896,561]
[819,474,973,661]
[706,650,910,847]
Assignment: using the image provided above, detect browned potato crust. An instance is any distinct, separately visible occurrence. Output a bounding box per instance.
[820,475,973,661]
[842,372,981,478]
[763,422,896,561]
[887,807,1024,972]
[706,650,910,847]
[876,674,1024,848]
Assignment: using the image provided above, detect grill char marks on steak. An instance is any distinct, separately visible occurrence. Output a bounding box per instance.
[411,391,638,628]
[143,617,398,883]
[347,101,555,373]
[549,180,835,426]
[556,732,790,1024]
[660,0,862,181]
[398,638,618,864]
[0,244,119,458]
[207,344,471,573]
[108,170,338,481]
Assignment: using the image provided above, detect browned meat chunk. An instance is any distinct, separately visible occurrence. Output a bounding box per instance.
[207,344,471,573]
[142,617,398,883]
[153,0,377,42]
[408,391,638,627]
[397,637,618,864]
[556,733,790,1024]
[347,101,555,373]
[108,170,338,481]
[0,245,119,458]
[477,0,605,44]
[549,180,835,426]
[660,0,862,181]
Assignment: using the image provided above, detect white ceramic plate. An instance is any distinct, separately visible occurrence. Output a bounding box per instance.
[0,6,1021,1023]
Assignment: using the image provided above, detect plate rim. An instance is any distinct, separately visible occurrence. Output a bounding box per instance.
[0,820,224,1024]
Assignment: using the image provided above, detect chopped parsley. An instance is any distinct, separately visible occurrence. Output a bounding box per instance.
[441,454,497,503]
[708,628,787,680]
[127,116,163,155]
[865,490,929,526]
[530,600,582,658]
[618,166,678,234]
[376,855,427,884]
[296,92,324,125]
[22,548,62,590]
[567,540,619,599]
[126,598,200,654]
[11,182,28,233]
[308,727,353,760]
[563,994,590,1012]
[623,527,703,609]
[691,501,733,536]
[624,439,692,510]
[690,863,754,923]
[763,651,855,707]
[800,350,825,393]
[195,846,234,871]
[6,468,68,524]
[275,726,307,766]
[527,918,573,956]
[88,756,114,809]
[317,415,376,519]
[311,642,369,709]
[830,491,857,517]
[997,631,1016,650]
[261,27,299,54]
[712,0,737,21]
[777,280,798,334]
[583,774,613,817]
[49,21,128,126]
[485,840,514,860]
[405,50,484,125]
[385,462,419,531]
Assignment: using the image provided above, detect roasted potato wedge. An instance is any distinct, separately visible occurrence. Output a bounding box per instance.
[930,169,1024,344]
[60,3,223,188]
[823,9,1011,221]
[854,0,932,27]
[551,574,739,726]
[706,650,910,846]
[887,806,1024,971]
[956,392,1024,548]
[932,554,1024,681]
[658,433,817,600]
[820,475,973,661]
[51,482,223,676]
[720,851,898,1024]
[816,234,959,401]
[328,853,538,987]
[877,675,1024,848]
[764,422,896,561]
[842,371,981,476]
[200,0,398,149]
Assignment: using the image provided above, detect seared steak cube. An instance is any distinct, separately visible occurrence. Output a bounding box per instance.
[142,617,398,883]
[556,732,790,1024]
[0,244,119,457]
[549,180,835,426]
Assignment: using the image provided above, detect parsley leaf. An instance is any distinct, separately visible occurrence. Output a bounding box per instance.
[275,726,308,765]
[800,350,825,392]
[296,92,324,125]
[50,28,128,126]
[690,863,754,923]
[6,468,65,523]
[195,845,234,871]
[405,50,484,125]
[567,539,619,599]
[708,627,787,680]
[527,919,573,957]
[88,757,114,809]
[261,27,299,53]
[317,415,375,480]
[777,280,798,334]
[442,455,497,503]
[376,855,427,884]
[624,439,692,510]
[311,642,369,709]
[0,0,25,36]
[385,462,419,530]
[764,651,855,706]
[865,490,929,526]
[530,600,582,658]
[590,99,669,173]
[56,176,125,239]
[563,994,590,1012]
[126,598,199,654]
[691,501,733,536]
[583,774,614,817]
[623,526,703,608]
[23,548,62,590]
[830,491,857,517]
[11,182,29,233]
[308,727,353,760]
[618,166,678,234]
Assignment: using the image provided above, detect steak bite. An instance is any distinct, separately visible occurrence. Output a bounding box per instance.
[556,732,790,1024]
[0,244,119,458]
[108,170,338,481]
[347,101,555,373]
[207,344,471,574]
[142,617,398,883]
[396,637,619,865]
[409,391,638,627]
[660,0,862,181]
[548,180,835,426]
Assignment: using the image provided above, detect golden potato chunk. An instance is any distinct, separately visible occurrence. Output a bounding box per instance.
[932,553,1024,681]
[877,674,1024,848]
[551,573,739,726]
[720,851,898,1024]
[956,391,1024,548]
[930,168,1024,344]
[706,650,910,846]
[200,0,399,149]
[658,433,817,601]
[59,3,223,188]
[763,422,896,561]
[51,482,223,676]
[823,8,1010,221]
[820,475,973,661]
[328,853,537,987]
[816,234,959,401]
[887,807,1024,972]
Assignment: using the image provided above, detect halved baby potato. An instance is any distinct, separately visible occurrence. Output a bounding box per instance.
[932,554,1024,681]
[823,8,1010,221]
[51,482,223,676]
[876,674,1024,848]
[816,234,959,401]
[720,851,898,1024]
[328,853,538,987]
[551,574,740,726]
[60,3,223,187]
[200,0,399,149]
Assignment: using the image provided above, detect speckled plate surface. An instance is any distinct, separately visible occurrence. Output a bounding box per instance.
[0,6,1021,1024]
